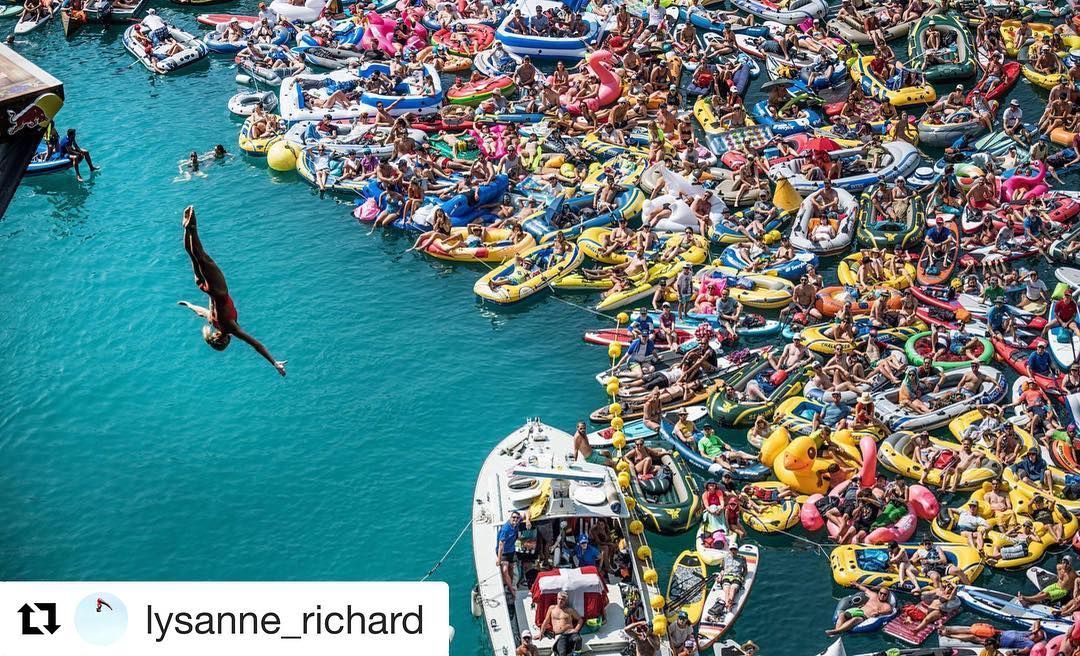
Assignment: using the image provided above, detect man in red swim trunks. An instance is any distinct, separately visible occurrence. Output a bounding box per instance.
[178,206,286,376]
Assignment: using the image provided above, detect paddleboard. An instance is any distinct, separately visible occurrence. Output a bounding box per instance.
[1048,301,1080,369]
[1055,267,1080,290]
[666,550,709,624]
[957,584,1071,634]
[698,544,759,639]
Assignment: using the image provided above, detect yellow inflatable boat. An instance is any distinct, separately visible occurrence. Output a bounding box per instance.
[1003,466,1080,513]
[238,114,283,156]
[849,56,936,107]
[830,543,984,589]
[694,265,795,309]
[474,243,584,304]
[931,480,1078,569]
[423,227,536,263]
[741,481,804,534]
[836,252,915,290]
[877,430,1003,490]
[947,409,1038,460]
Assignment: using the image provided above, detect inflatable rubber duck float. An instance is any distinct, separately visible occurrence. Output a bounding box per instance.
[759,427,877,495]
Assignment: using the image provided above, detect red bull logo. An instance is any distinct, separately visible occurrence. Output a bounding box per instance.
[6,103,48,135]
[4,92,63,136]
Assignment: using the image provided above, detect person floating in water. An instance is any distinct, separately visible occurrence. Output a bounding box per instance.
[177,206,286,376]
[96,598,113,613]
[176,145,231,181]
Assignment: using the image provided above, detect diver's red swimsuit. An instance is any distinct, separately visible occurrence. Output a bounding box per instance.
[199,282,238,329]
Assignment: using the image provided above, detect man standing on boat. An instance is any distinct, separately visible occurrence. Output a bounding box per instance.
[496,511,523,592]
[177,206,286,376]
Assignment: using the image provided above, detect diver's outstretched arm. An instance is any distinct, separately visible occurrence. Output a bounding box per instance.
[229,323,287,377]
[177,300,211,320]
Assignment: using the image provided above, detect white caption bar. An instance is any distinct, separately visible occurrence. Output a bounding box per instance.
[0,582,449,656]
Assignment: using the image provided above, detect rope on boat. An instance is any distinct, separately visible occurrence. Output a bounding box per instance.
[739,507,835,559]
[421,517,473,581]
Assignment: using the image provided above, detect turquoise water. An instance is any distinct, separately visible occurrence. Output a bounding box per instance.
[0,11,1066,656]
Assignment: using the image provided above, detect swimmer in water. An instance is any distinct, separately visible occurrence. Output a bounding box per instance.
[177,206,287,376]
[176,147,232,181]
[176,151,206,181]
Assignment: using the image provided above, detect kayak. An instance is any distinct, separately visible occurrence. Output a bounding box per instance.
[916,216,959,286]
[967,61,1021,102]
[991,335,1065,396]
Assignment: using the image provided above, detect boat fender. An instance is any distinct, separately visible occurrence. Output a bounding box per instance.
[235,74,252,85]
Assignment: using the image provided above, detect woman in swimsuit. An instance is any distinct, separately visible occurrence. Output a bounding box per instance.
[177,207,286,376]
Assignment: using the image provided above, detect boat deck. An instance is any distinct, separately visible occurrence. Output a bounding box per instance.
[0,43,64,218]
[513,582,629,654]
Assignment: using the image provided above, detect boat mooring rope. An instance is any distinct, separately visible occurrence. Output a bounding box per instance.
[421,517,473,581]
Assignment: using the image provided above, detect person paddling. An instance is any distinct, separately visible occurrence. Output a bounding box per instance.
[177,206,286,376]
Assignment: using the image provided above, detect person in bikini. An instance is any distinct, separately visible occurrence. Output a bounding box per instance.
[177,207,286,376]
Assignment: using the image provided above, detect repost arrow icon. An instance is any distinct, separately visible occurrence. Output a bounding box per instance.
[18,604,42,635]
[37,602,60,634]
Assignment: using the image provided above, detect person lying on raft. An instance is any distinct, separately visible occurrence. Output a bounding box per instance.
[488,253,543,289]
[826,583,894,636]
[698,425,756,470]
[580,251,649,282]
[941,623,1044,651]
[177,207,286,376]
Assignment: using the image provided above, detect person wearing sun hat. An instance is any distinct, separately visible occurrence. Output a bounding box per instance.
[851,391,877,431]
[1003,97,1024,135]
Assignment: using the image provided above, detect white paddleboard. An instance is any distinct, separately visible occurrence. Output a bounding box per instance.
[698,544,759,641]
